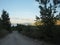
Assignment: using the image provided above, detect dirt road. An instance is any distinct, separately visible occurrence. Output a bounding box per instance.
[0,31,54,45]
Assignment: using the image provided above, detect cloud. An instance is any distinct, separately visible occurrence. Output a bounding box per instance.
[10,17,35,24]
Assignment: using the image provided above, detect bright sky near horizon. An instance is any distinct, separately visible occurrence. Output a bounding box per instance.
[0,0,39,24]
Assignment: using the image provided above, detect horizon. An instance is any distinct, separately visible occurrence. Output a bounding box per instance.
[0,0,39,24]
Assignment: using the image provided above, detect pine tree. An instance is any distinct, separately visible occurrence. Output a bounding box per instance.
[1,10,11,32]
[36,0,60,37]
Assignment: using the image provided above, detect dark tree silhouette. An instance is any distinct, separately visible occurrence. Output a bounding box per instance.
[0,18,2,30]
[1,10,11,32]
[56,13,60,20]
[35,0,60,37]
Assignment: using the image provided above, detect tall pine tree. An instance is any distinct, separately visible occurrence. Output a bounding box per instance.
[1,10,11,32]
[35,0,60,37]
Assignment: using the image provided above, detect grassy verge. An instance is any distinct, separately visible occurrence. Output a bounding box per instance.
[17,25,60,44]
[0,29,9,38]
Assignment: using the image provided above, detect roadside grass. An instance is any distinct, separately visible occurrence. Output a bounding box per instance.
[0,29,9,38]
[17,25,60,44]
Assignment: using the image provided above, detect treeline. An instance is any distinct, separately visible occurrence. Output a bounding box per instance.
[12,24,60,44]
[0,10,11,38]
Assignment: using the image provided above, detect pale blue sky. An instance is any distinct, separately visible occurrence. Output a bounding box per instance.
[0,0,60,24]
[0,0,39,24]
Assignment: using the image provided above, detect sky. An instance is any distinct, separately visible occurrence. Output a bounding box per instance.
[0,0,60,24]
[0,0,39,24]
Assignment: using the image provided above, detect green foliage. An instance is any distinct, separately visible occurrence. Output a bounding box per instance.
[56,13,60,20]
[0,10,11,38]
[36,0,60,26]
[1,10,11,32]
[35,0,60,44]
[35,0,60,35]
